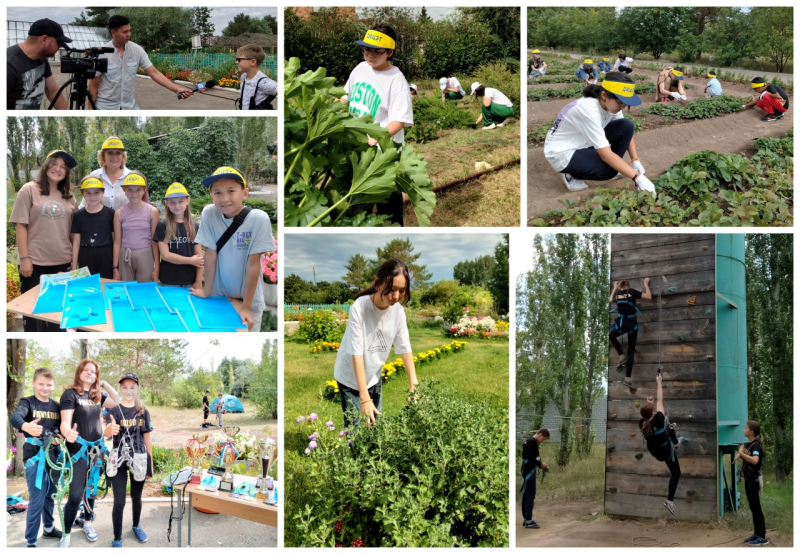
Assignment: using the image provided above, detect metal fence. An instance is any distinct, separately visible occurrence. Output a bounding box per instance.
[149,53,277,78]
[284,303,353,314]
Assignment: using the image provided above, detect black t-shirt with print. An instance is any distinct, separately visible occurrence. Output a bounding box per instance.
[59,388,108,455]
[153,220,198,285]
[7,44,53,110]
[765,84,789,110]
[70,206,115,247]
[10,396,61,463]
[104,404,152,452]
[614,288,642,316]
[743,439,764,482]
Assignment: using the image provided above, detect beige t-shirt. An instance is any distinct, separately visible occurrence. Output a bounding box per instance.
[10,182,78,266]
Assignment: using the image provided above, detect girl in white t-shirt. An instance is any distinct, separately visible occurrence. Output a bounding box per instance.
[470,82,514,130]
[334,259,419,428]
[342,24,414,225]
[543,73,656,195]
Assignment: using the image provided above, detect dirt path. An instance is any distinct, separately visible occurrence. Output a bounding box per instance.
[515,500,785,547]
[527,67,793,221]
[147,405,277,450]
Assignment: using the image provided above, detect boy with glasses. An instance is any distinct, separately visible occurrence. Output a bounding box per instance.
[236,45,278,110]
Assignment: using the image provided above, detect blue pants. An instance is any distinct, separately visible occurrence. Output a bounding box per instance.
[338,381,382,428]
[521,470,537,520]
[24,463,58,545]
[530,68,546,78]
[562,118,634,181]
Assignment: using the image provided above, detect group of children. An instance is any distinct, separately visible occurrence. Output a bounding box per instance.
[13,141,275,331]
[12,362,154,548]
[528,52,633,80]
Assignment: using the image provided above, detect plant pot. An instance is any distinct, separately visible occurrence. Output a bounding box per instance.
[263,283,278,307]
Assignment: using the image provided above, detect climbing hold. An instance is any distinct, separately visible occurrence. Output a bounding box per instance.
[608,487,618,493]
[635,453,644,460]
[619,252,625,257]
[702,246,708,250]
[687,295,696,306]
[688,414,694,419]
[687,489,696,495]
[706,355,714,361]
[607,444,616,451]
[629,432,637,437]
[706,309,712,314]
[676,334,686,342]
[702,319,709,332]
[667,287,676,293]
[635,402,640,408]
[643,323,649,333]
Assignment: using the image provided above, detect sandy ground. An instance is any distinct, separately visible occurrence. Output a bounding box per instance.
[515,499,789,548]
[146,406,277,450]
[7,499,277,548]
[526,66,793,221]
[46,67,263,111]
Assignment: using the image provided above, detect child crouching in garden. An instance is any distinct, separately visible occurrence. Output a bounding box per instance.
[334,259,419,427]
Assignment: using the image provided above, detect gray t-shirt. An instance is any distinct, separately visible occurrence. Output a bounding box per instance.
[95,41,152,110]
[7,44,51,110]
[240,71,277,110]
[194,204,275,314]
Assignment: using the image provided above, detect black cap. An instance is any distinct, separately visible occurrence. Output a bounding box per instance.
[118,372,140,385]
[205,390,210,393]
[28,19,72,46]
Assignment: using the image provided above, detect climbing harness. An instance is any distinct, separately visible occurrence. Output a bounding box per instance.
[24,430,63,490]
[106,406,147,482]
[71,436,109,521]
[44,434,73,534]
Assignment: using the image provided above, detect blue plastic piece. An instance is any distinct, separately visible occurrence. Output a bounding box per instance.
[124,282,167,311]
[176,309,236,333]
[144,306,188,332]
[32,281,67,314]
[104,281,136,310]
[156,286,193,314]
[61,274,107,329]
[110,299,154,332]
[188,296,247,329]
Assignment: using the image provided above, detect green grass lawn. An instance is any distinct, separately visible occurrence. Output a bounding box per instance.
[285,327,509,450]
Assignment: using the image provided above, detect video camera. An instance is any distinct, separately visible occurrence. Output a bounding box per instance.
[60,46,113,77]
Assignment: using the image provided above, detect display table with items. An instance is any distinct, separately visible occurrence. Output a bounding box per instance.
[6,271,248,332]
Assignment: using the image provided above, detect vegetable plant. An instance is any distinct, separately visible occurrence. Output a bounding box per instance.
[284,58,436,227]
[641,95,750,120]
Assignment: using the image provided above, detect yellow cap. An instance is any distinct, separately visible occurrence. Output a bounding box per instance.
[101,137,125,150]
[164,182,190,198]
[122,174,147,188]
[532,49,540,54]
[584,59,593,64]
[202,166,246,188]
[603,57,610,61]
[752,81,766,88]
[708,72,716,78]
[355,29,396,50]
[80,177,104,190]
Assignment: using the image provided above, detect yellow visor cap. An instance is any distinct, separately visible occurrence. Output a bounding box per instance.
[584,59,593,64]
[101,137,125,150]
[672,70,683,77]
[532,49,540,54]
[165,183,190,198]
[752,82,766,88]
[202,166,246,188]
[122,174,147,188]
[359,30,395,50]
[81,177,104,190]
[602,79,636,98]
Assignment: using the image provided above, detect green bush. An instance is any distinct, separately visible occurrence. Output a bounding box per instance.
[173,378,201,409]
[7,200,17,252]
[188,196,277,222]
[641,95,749,120]
[420,18,504,79]
[442,285,495,322]
[285,381,508,547]
[295,309,345,343]
[261,310,278,333]
[419,279,459,307]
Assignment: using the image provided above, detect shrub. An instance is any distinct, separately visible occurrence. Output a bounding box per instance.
[472,61,520,118]
[442,285,495,323]
[173,378,201,409]
[286,381,508,547]
[295,310,345,343]
[7,200,16,252]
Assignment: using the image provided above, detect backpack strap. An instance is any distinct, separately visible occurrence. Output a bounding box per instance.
[215,207,252,253]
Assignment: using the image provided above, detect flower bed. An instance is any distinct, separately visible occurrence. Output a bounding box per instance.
[262,238,278,284]
[7,263,21,302]
[312,341,340,354]
[446,316,509,339]
[321,341,467,401]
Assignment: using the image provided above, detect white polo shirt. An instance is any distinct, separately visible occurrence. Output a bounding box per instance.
[95,41,152,110]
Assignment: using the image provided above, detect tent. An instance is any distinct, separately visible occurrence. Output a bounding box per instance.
[209,394,244,413]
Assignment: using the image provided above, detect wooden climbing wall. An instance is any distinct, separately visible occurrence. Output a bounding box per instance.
[604,234,717,522]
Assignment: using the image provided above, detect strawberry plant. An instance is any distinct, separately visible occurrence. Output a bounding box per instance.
[641,95,749,120]
[528,81,656,101]
[284,58,436,227]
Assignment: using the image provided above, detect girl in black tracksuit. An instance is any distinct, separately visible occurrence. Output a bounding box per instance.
[639,372,681,515]
[736,421,767,545]
[610,278,652,389]
[104,373,153,547]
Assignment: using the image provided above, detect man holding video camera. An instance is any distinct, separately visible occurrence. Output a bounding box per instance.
[7,18,69,110]
[88,15,193,109]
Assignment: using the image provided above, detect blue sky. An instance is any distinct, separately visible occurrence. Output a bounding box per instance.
[286,233,505,283]
[6,7,277,32]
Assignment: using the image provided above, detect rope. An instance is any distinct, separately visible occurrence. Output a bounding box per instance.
[632,536,680,547]
[44,436,73,534]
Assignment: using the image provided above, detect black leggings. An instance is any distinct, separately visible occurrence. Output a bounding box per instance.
[610,326,638,378]
[745,479,766,538]
[664,456,681,501]
[617,66,633,74]
[562,118,635,181]
[110,466,145,541]
[63,458,95,535]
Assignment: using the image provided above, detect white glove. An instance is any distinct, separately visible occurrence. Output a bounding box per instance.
[670,92,681,100]
[632,160,645,175]
[588,79,598,85]
[680,94,687,101]
[635,174,657,197]
[741,104,747,110]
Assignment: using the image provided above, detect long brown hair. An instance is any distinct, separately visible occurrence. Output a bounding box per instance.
[745,420,763,444]
[163,198,196,245]
[69,359,102,403]
[355,259,411,305]
[639,402,656,435]
[35,156,73,199]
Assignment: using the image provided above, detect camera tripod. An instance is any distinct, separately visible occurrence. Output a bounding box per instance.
[49,73,98,110]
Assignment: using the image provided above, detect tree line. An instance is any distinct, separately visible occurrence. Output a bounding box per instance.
[528,7,793,72]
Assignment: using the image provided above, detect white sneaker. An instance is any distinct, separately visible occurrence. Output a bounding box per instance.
[83,523,98,542]
[663,500,676,515]
[562,173,588,191]
[481,123,497,130]
[60,535,70,548]
[496,118,512,128]
[613,172,624,180]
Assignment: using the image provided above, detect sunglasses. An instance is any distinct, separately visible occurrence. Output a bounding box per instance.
[362,46,388,56]
[235,57,255,62]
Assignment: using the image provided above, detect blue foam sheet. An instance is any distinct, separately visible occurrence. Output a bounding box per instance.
[144,306,188,332]
[124,282,167,311]
[176,309,237,333]
[104,281,136,310]
[110,299,154,332]
[32,282,67,314]
[156,286,193,314]
[188,296,247,330]
[60,274,106,328]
